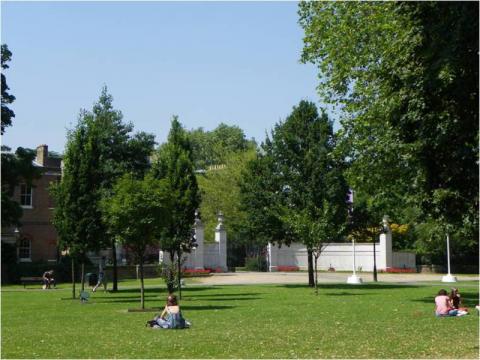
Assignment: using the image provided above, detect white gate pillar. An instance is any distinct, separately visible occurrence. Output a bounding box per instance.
[215,211,227,271]
[194,210,205,270]
[378,215,392,270]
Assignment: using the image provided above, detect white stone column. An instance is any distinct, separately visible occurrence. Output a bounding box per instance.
[347,238,363,284]
[194,210,205,270]
[442,233,457,282]
[378,216,392,270]
[215,211,228,271]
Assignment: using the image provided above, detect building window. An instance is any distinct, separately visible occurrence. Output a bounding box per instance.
[18,238,31,261]
[20,184,33,208]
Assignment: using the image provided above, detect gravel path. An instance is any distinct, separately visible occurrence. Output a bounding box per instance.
[193,271,479,286]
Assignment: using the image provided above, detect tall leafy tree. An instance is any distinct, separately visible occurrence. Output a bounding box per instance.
[1,45,42,233]
[88,87,155,291]
[102,173,171,309]
[1,44,15,135]
[152,116,200,298]
[51,115,104,298]
[241,101,349,286]
[1,147,41,228]
[272,101,349,287]
[197,147,256,265]
[188,123,255,169]
[52,88,155,296]
[299,1,478,264]
[239,144,292,259]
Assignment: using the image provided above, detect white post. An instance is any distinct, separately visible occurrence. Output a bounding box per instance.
[215,211,227,272]
[267,243,272,272]
[194,210,205,270]
[347,238,363,284]
[352,238,357,275]
[442,233,457,283]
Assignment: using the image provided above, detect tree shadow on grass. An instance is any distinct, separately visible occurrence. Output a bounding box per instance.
[181,304,236,311]
[412,291,479,307]
[323,292,376,296]
[184,292,261,298]
[109,286,222,295]
[280,283,419,290]
[184,296,262,302]
[108,288,163,294]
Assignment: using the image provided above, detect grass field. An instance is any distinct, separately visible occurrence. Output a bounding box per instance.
[2,279,479,358]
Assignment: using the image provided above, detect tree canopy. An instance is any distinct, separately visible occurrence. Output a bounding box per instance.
[241,101,349,284]
[188,123,255,169]
[1,44,15,135]
[101,173,171,309]
[299,1,478,263]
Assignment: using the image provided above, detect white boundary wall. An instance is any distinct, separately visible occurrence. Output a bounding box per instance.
[159,212,228,271]
[268,224,415,271]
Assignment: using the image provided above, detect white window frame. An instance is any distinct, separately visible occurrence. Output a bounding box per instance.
[18,238,32,262]
[20,183,33,209]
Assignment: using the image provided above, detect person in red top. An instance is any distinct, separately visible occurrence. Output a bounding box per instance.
[435,289,458,317]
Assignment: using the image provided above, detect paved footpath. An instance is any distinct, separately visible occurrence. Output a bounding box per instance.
[193,271,479,286]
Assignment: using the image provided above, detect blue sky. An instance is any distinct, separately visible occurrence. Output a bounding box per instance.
[1,1,330,154]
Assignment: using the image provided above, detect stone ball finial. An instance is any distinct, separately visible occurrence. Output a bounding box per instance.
[194,209,203,227]
[382,215,391,232]
[216,211,225,230]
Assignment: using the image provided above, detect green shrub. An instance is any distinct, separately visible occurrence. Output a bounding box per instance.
[244,256,267,272]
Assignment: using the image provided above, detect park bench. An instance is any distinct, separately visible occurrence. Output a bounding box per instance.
[20,276,44,288]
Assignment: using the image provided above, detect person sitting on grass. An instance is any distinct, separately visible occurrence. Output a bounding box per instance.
[450,288,469,315]
[435,289,458,317]
[42,270,55,289]
[148,294,190,329]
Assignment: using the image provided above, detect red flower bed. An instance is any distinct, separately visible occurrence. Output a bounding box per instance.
[276,266,300,272]
[383,267,416,273]
[182,268,211,277]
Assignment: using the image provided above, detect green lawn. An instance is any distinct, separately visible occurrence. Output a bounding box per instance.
[2,280,478,358]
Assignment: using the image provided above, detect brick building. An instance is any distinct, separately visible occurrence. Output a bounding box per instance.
[2,145,61,263]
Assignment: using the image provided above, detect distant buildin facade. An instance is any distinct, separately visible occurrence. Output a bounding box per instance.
[1,145,61,263]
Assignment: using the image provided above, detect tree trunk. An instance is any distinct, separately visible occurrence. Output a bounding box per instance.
[140,258,145,310]
[307,249,314,287]
[177,251,182,300]
[373,234,378,282]
[314,255,319,295]
[80,262,85,293]
[71,258,76,299]
[111,238,118,292]
[167,251,175,294]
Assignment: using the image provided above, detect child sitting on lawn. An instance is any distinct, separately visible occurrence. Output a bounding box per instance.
[435,289,458,317]
[450,288,469,315]
[148,294,190,329]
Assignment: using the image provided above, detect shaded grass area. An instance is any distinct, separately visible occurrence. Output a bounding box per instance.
[1,282,479,358]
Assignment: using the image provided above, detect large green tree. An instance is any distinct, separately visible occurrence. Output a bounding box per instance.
[1,147,41,228]
[189,123,255,170]
[241,101,349,286]
[239,141,294,260]
[299,1,478,264]
[152,117,200,298]
[197,147,256,265]
[87,88,155,291]
[51,115,103,298]
[0,45,42,233]
[102,173,171,309]
[1,44,15,135]
[52,88,155,296]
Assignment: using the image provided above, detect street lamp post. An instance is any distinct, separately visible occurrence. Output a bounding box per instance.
[441,233,457,283]
[372,230,378,282]
[347,190,363,284]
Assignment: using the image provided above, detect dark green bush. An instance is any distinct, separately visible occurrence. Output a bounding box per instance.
[244,256,267,272]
